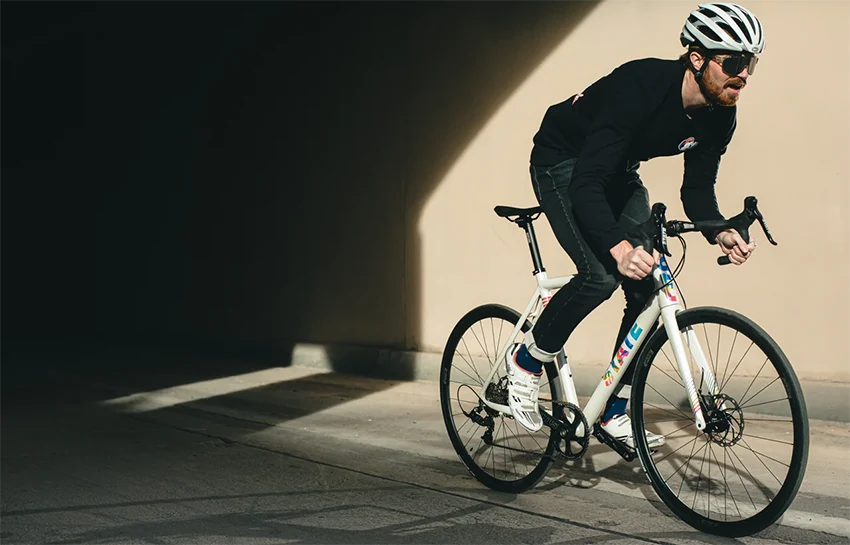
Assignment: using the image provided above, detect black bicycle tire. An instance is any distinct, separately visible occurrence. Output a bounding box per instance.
[631,306,809,537]
[439,303,560,493]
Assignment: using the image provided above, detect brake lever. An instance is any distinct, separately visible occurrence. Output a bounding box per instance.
[652,203,672,257]
[758,217,778,245]
[718,196,777,265]
[744,196,778,246]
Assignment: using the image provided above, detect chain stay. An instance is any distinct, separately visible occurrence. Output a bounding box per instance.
[480,400,590,460]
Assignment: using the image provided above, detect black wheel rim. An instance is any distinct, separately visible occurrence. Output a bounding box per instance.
[634,309,807,535]
[441,308,558,488]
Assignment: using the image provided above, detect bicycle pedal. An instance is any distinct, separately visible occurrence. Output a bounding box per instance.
[592,423,636,462]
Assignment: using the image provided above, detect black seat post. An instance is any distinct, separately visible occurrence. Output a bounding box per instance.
[516,217,546,275]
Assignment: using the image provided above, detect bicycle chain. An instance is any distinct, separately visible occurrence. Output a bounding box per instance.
[482,399,591,460]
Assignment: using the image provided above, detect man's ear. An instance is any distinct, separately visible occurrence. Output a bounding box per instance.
[689,50,705,72]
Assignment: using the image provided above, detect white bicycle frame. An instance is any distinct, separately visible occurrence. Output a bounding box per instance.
[477,255,719,431]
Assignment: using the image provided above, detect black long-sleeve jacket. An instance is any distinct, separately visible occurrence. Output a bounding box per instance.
[530,58,734,251]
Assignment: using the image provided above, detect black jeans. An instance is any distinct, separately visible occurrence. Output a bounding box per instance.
[528,158,656,387]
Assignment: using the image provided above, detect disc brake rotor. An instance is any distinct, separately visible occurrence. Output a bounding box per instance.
[702,393,745,446]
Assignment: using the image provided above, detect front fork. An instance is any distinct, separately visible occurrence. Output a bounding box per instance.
[656,258,721,431]
[661,307,708,430]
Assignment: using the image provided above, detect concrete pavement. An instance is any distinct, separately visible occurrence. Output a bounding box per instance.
[2,350,849,544]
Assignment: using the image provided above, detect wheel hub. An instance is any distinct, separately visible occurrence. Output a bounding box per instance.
[702,393,744,446]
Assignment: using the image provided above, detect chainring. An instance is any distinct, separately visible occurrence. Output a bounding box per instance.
[541,401,590,459]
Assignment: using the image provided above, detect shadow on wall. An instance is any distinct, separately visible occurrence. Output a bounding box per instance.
[1,2,598,388]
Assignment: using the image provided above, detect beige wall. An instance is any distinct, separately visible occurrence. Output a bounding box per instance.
[417,0,850,383]
[16,2,842,386]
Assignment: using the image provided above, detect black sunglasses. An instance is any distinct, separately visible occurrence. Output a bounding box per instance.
[711,54,759,77]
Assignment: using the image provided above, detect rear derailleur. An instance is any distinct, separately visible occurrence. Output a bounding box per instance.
[461,381,590,460]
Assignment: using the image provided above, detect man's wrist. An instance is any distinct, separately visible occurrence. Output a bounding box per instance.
[609,240,633,261]
[714,228,734,245]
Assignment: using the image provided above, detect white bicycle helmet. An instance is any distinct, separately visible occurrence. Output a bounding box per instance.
[680,3,765,54]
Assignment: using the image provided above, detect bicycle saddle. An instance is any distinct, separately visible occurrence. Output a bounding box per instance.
[494,205,542,218]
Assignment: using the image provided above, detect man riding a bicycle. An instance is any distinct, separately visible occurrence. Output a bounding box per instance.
[507,2,762,445]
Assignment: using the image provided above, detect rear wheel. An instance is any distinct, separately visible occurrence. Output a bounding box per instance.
[440,304,560,493]
[631,307,808,537]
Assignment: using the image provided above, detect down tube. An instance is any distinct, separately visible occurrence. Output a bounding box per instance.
[583,299,662,425]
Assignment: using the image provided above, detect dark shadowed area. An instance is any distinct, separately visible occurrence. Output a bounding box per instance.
[2,2,597,399]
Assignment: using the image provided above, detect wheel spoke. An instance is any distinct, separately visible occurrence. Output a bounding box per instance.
[728,445,761,511]
[643,417,693,424]
[644,385,693,422]
[452,349,484,385]
[741,376,782,409]
[709,443,742,520]
[693,439,710,511]
[470,326,491,366]
[498,418,509,478]
[660,348,683,387]
[458,338,486,384]
[453,390,479,410]
[707,443,713,516]
[676,440,710,496]
[450,364,482,387]
[741,433,793,446]
[738,438,790,472]
[655,420,699,445]
[739,356,771,405]
[669,430,704,488]
[699,323,718,387]
[460,420,477,450]
[655,364,685,389]
[453,345,475,369]
[484,431,495,472]
[740,397,789,410]
[715,323,722,388]
[523,422,546,452]
[497,319,506,363]
[479,321,492,364]
[510,418,528,460]
[507,421,520,477]
[490,319,497,366]
[721,339,755,392]
[643,401,693,424]
[721,330,739,390]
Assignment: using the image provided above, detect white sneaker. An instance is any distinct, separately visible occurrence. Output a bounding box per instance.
[600,413,665,449]
[506,345,544,432]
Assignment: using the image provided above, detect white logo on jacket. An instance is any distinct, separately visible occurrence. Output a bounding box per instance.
[678,137,699,152]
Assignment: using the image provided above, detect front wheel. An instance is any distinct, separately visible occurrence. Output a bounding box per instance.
[631,307,808,537]
[439,304,560,493]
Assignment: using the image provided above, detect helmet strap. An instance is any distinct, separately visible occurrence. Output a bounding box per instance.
[690,53,717,109]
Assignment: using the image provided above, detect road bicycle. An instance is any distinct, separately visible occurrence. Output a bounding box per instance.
[439,196,808,537]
